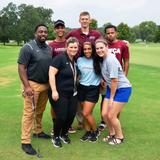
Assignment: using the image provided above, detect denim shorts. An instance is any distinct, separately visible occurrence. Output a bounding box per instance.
[105,86,132,102]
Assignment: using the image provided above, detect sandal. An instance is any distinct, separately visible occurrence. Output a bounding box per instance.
[102,135,115,142]
[108,137,124,145]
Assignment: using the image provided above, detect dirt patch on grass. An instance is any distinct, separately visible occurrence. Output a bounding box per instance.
[0,65,17,86]
[0,77,15,86]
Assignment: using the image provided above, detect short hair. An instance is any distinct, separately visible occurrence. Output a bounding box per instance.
[34,24,48,32]
[66,37,79,47]
[104,24,117,33]
[79,11,90,18]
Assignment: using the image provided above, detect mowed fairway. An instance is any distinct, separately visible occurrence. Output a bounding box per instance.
[0,44,160,160]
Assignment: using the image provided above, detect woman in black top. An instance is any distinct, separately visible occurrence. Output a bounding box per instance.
[48,37,79,148]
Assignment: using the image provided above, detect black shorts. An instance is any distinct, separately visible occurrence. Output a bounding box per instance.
[77,84,100,103]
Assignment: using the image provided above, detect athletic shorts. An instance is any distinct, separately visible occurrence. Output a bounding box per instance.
[78,84,100,103]
[105,86,132,102]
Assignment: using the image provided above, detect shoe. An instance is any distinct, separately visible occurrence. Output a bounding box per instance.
[51,136,62,148]
[108,137,124,145]
[80,131,92,142]
[77,123,83,130]
[33,132,51,139]
[68,127,76,134]
[21,143,37,155]
[60,134,71,144]
[51,129,54,136]
[103,135,115,142]
[98,122,106,132]
[89,131,98,143]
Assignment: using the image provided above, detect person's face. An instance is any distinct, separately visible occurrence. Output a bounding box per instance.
[35,26,48,42]
[95,42,108,58]
[83,44,92,58]
[79,15,90,28]
[67,42,79,57]
[105,28,117,42]
[54,25,65,38]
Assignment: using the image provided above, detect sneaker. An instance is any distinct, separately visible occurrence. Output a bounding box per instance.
[80,131,92,142]
[51,129,54,136]
[51,136,62,148]
[89,132,98,143]
[33,132,51,139]
[60,134,71,144]
[68,127,76,134]
[21,143,37,155]
[98,122,106,132]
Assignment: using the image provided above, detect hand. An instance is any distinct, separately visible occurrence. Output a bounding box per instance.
[24,86,34,97]
[101,80,106,88]
[52,91,59,101]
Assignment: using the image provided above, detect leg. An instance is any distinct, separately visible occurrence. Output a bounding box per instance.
[102,98,115,135]
[82,101,97,131]
[107,102,125,139]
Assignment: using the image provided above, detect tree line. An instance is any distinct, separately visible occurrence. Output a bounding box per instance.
[0,2,160,45]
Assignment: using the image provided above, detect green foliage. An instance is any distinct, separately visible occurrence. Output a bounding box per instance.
[117,22,131,41]
[0,44,160,160]
[89,18,98,29]
[0,3,53,44]
[139,21,157,42]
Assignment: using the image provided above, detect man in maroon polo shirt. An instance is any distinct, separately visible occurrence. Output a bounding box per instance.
[65,11,102,130]
[65,11,102,58]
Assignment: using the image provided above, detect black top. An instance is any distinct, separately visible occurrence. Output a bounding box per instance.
[18,39,52,83]
[51,53,78,97]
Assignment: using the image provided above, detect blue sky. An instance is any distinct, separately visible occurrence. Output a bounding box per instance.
[1,0,160,28]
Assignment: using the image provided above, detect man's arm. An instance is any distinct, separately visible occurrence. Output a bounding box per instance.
[18,64,33,97]
[123,58,129,76]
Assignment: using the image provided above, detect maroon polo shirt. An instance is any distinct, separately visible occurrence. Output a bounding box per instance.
[49,40,66,57]
[65,28,102,58]
[108,40,130,66]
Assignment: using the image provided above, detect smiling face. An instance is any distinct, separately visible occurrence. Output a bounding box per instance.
[83,43,92,58]
[67,42,79,58]
[79,14,90,29]
[95,42,108,58]
[54,25,65,38]
[35,26,48,42]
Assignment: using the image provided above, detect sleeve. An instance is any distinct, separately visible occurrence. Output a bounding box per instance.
[17,44,32,65]
[122,42,130,59]
[107,57,119,79]
[65,31,73,39]
[51,54,63,69]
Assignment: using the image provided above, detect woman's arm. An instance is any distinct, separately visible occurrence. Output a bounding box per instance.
[49,66,59,101]
[109,78,118,106]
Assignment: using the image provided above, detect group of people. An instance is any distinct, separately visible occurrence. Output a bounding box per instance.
[17,11,132,155]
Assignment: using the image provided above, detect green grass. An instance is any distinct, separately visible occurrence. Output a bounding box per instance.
[0,44,160,160]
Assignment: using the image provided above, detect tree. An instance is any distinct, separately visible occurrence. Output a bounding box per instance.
[90,18,98,29]
[154,25,160,42]
[0,2,18,45]
[139,21,157,42]
[17,4,53,43]
[117,23,130,41]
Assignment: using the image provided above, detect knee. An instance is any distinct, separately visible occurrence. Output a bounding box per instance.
[107,113,116,121]
[83,111,89,118]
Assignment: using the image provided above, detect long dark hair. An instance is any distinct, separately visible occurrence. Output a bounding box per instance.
[82,41,102,76]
